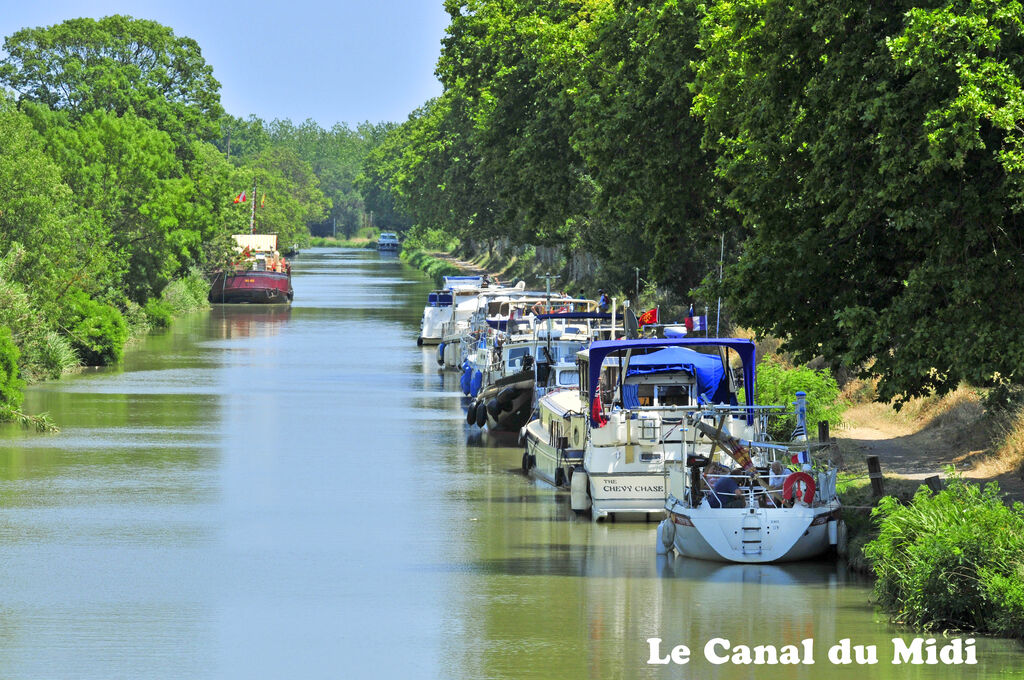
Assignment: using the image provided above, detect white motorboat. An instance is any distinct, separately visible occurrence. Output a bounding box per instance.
[417,275,485,346]
[377,232,400,251]
[569,338,750,521]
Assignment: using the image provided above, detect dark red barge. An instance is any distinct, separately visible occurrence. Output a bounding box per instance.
[209,234,294,304]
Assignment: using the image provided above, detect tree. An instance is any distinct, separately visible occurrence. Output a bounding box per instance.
[0,15,224,145]
[693,0,1024,403]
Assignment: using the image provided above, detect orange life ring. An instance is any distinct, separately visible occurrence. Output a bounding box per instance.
[782,471,816,504]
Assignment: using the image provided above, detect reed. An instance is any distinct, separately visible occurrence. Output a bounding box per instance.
[864,473,1024,638]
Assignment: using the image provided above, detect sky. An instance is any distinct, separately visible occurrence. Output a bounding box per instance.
[0,0,450,126]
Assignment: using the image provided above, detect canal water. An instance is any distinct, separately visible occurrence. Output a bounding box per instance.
[0,248,1020,679]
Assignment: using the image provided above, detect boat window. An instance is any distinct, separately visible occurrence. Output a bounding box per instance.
[557,370,579,387]
[506,346,532,368]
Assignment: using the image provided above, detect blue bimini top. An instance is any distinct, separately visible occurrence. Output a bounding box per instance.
[585,338,757,426]
[625,346,727,404]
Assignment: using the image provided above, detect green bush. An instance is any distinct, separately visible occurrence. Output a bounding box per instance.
[0,325,25,409]
[36,331,79,379]
[159,271,210,314]
[401,225,457,252]
[755,356,843,439]
[144,298,173,328]
[63,289,128,366]
[864,476,1024,637]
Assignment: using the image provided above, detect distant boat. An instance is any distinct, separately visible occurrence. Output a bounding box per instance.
[377,232,400,251]
[209,234,293,304]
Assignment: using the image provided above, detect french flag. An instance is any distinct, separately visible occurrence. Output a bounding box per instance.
[791,451,811,465]
[684,306,707,332]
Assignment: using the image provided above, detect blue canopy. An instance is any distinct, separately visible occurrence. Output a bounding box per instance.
[625,347,726,404]
[585,338,757,426]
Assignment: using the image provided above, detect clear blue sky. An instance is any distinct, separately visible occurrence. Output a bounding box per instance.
[0,0,449,126]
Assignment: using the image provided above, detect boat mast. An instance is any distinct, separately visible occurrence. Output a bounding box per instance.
[249,179,257,234]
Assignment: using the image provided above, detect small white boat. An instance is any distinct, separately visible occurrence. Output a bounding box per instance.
[377,232,400,251]
[417,275,485,346]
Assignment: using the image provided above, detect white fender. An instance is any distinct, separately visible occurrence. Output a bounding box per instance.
[570,469,591,512]
[656,519,676,555]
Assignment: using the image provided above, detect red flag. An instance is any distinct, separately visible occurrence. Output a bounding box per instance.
[233,191,247,204]
[637,307,658,325]
[591,395,609,427]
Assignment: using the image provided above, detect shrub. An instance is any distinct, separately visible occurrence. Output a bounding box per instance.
[144,298,173,328]
[864,475,1024,637]
[160,270,209,314]
[401,249,462,286]
[63,289,128,366]
[755,356,844,439]
[0,325,25,409]
[36,331,79,379]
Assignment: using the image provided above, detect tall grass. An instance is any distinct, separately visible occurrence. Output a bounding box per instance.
[864,474,1024,638]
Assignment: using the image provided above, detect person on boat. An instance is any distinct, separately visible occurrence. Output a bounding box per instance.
[598,289,610,313]
[767,460,791,506]
[709,470,747,509]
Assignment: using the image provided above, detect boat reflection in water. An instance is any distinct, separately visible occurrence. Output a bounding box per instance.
[658,556,842,656]
[210,304,292,340]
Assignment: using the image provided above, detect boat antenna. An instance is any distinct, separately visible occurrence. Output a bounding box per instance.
[716,232,724,337]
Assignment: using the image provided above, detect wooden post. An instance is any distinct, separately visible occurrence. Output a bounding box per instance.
[818,420,829,441]
[866,455,885,497]
[924,475,943,494]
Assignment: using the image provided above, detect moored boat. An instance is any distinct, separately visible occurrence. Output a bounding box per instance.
[209,234,293,304]
[377,232,400,251]
[418,275,486,346]
[653,347,844,562]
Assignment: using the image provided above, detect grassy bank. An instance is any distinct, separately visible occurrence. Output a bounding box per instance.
[400,249,464,286]
[1,269,211,432]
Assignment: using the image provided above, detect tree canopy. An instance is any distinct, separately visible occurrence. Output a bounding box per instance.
[365,0,1024,403]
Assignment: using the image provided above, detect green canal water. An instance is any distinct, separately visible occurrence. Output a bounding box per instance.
[0,248,1020,679]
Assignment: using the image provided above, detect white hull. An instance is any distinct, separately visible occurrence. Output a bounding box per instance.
[587,471,667,521]
[420,306,450,344]
[660,502,838,563]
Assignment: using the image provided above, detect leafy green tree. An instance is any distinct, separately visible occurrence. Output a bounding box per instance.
[0,15,224,145]
[31,106,194,300]
[243,147,330,248]
[693,0,1024,403]
[570,0,732,299]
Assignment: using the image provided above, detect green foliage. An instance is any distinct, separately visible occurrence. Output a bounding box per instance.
[158,270,210,315]
[0,326,25,409]
[693,0,1024,405]
[401,225,459,252]
[63,290,128,366]
[0,15,224,145]
[143,299,173,329]
[754,356,843,440]
[865,475,1024,637]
